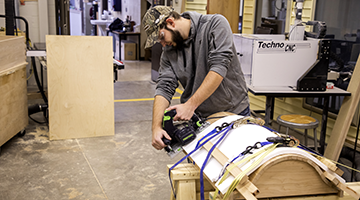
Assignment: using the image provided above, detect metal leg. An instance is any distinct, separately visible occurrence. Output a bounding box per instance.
[314,128,318,152]
[265,96,274,126]
[320,97,329,154]
[278,124,281,132]
[119,35,122,60]
[286,127,289,136]
[304,129,308,146]
[138,34,140,60]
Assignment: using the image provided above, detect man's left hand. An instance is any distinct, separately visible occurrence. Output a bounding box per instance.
[167,103,196,121]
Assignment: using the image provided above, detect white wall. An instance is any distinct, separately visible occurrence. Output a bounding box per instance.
[0,0,55,44]
[110,0,141,26]
[48,1,57,35]
[19,2,40,43]
[0,0,4,28]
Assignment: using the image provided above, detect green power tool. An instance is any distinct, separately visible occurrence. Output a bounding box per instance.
[162,110,208,158]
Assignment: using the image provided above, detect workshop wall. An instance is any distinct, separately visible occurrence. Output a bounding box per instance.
[0,2,3,28]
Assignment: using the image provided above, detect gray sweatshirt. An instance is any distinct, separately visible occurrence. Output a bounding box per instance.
[155,11,249,117]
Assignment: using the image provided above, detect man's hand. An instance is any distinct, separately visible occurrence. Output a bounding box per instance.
[152,127,172,150]
[167,71,224,121]
[167,103,196,121]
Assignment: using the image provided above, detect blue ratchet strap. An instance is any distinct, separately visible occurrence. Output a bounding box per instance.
[167,124,230,199]
[196,127,220,148]
[297,144,322,156]
[200,123,233,200]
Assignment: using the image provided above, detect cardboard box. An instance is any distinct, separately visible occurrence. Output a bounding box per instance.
[121,40,136,60]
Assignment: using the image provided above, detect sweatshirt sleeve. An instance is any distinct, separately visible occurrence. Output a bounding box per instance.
[154,52,179,103]
[207,14,234,78]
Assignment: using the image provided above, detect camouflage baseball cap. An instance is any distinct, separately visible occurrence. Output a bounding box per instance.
[142,6,174,49]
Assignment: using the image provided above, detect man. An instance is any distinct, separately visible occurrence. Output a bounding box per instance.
[142,6,250,150]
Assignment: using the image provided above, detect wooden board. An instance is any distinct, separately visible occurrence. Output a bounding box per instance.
[0,66,28,147]
[46,35,114,140]
[324,55,360,161]
[0,36,26,73]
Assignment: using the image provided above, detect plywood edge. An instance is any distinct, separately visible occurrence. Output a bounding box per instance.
[0,35,25,41]
[207,112,236,124]
[49,132,114,141]
[0,62,28,76]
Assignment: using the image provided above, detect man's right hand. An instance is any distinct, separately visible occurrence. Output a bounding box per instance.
[152,127,172,150]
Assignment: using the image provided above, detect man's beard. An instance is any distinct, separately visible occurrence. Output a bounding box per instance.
[168,28,185,50]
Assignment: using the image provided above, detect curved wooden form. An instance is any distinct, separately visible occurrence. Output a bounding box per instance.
[207,112,236,124]
[248,154,340,199]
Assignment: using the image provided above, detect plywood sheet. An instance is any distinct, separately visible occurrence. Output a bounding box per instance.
[0,66,28,146]
[46,35,114,140]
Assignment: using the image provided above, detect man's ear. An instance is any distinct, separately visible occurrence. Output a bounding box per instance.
[165,17,176,28]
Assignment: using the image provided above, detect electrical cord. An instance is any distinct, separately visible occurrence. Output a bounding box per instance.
[26,64,34,80]
[288,21,306,39]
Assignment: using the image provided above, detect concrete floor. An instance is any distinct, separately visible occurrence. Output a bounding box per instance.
[0,61,185,200]
[0,60,354,200]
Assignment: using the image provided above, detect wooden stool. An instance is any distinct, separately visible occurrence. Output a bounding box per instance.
[277,114,319,152]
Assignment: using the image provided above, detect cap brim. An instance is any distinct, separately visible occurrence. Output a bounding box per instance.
[145,27,160,49]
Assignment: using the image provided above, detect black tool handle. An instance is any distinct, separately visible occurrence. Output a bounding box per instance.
[162,137,171,146]
[266,137,284,144]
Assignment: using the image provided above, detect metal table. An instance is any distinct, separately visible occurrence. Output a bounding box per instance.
[248,85,351,154]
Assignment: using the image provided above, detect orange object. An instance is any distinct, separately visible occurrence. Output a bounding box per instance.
[20,0,25,5]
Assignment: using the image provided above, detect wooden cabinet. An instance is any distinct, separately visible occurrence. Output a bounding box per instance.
[0,36,28,147]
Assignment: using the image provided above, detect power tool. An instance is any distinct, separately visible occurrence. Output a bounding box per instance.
[162,110,208,157]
